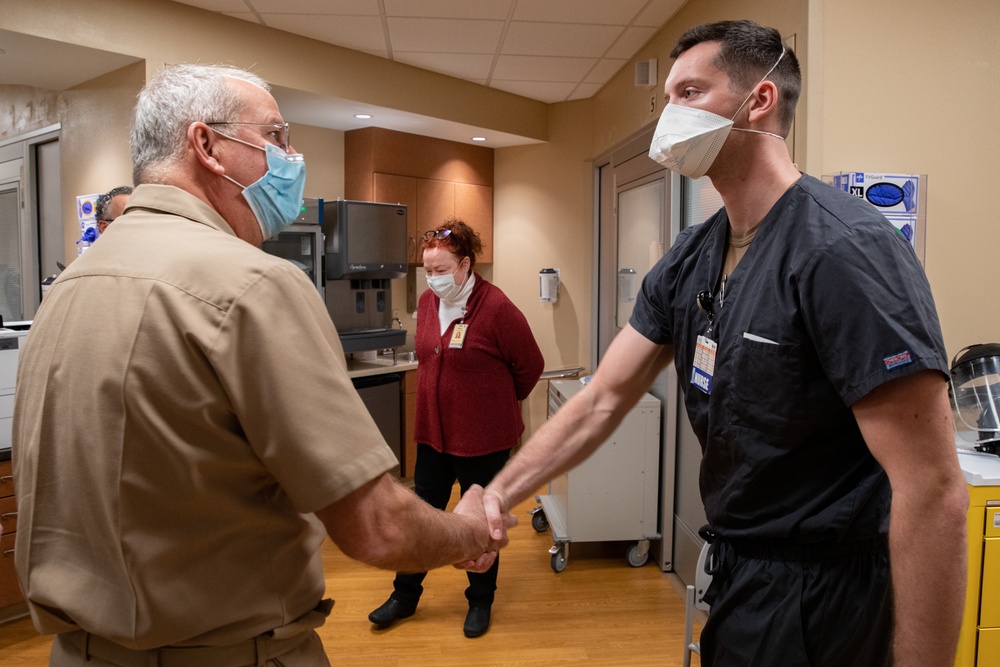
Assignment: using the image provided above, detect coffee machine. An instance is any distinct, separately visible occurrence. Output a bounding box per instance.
[321,199,408,352]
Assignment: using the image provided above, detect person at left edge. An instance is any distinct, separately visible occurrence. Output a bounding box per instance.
[13,63,514,667]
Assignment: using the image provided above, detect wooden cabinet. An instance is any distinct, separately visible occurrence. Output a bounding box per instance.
[455,182,494,264]
[346,127,494,265]
[0,459,23,609]
[374,173,419,262]
[372,175,494,264]
[402,370,417,479]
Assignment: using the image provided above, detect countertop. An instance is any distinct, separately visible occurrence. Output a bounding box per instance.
[346,357,418,379]
[958,448,1000,486]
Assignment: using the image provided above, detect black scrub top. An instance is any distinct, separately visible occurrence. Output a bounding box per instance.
[631,174,948,543]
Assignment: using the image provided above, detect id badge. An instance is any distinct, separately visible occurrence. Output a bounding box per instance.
[449,323,468,349]
[690,334,717,394]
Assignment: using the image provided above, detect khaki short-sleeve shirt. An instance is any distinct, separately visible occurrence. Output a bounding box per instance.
[13,185,396,648]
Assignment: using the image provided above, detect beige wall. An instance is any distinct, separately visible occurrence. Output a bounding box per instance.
[0,86,59,142]
[58,63,143,257]
[291,124,346,202]
[809,0,1000,353]
[494,100,596,432]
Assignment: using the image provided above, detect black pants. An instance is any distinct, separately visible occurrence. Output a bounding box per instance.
[699,536,893,667]
[391,444,511,608]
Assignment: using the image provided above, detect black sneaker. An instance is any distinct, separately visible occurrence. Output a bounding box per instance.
[368,598,417,629]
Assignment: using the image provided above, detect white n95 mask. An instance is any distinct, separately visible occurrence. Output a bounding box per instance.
[648,104,734,179]
[649,45,788,179]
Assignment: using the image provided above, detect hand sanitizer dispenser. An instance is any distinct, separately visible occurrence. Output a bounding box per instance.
[540,268,560,303]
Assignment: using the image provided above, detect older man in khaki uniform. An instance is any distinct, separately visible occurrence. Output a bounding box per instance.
[13,64,512,667]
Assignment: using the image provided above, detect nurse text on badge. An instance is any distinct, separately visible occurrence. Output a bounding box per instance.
[691,335,717,394]
[449,323,469,349]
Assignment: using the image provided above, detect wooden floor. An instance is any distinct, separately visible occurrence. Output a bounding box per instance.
[0,487,703,666]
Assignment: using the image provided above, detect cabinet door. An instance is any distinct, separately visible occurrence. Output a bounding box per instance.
[403,370,417,478]
[984,537,1000,627]
[0,459,12,498]
[0,532,21,606]
[455,183,494,263]
[979,627,1000,667]
[375,173,419,263]
[416,179,455,247]
[0,495,15,534]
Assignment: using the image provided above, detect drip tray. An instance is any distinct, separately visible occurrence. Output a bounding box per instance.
[339,328,406,353]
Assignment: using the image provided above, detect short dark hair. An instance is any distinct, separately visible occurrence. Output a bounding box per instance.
[671,20,801,133]
[95,186,134,222]
[421,218,483,268]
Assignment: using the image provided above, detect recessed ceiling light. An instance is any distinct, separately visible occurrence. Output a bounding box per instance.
[472,136,487,142]
[354,113,372,120]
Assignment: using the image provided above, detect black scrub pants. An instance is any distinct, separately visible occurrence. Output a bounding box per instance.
[390,443,511,609]
[700,536,892,667]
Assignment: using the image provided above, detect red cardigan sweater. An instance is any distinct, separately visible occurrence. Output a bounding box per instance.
[414,275,544,457]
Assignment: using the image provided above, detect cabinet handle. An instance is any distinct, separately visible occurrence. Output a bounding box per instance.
[0,512,15,520]
[0,475,12,484]
[2,549,13,558]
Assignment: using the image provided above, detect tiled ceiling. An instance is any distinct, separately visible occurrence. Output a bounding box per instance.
[173,0,688,104]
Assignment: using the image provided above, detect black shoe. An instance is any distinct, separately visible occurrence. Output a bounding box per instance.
[368,598,417,629]
[463,605,491,638]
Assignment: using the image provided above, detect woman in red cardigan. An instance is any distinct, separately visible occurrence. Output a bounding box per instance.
[368,218,544,638]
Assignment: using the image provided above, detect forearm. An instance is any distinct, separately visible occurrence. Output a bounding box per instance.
[486,384,625,510]
[318,473,494,572]
[889,477,968,666]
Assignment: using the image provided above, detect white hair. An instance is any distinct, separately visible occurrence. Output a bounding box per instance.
[130,64,268,184]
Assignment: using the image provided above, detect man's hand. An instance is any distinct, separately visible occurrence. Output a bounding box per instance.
[452,484,517,572]
[482,488,510,541]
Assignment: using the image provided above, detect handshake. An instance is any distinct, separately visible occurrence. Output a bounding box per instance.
[450,484,517,573]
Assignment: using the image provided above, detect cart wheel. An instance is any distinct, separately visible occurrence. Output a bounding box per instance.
[550,550,567,573]
[531,510,549,533]
[627,542,649,568]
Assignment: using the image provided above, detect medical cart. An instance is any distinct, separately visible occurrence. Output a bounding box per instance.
[531,379,661,572]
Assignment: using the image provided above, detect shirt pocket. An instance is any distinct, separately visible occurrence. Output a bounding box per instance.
[727,336,809,432]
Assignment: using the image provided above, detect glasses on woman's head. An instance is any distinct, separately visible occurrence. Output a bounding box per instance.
[422,229,452,242]
[205,121,291,153]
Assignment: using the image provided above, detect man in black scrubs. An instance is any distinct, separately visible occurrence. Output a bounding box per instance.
[481,20,968,667]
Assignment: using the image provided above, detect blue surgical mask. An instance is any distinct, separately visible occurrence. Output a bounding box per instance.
[217,137,307,240]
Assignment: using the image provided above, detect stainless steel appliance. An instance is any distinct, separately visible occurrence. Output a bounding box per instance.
[260,220,324,295]
[352,372,402,476]
[321,200,408,352]
[324,200,407,281]
[260,198,409,352]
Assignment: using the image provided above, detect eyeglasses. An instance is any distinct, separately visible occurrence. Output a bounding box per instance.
[206,121,290,153]
[422,229,452,242]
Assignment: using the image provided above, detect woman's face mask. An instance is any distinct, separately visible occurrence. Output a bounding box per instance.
[648,46,786,179]
[426,271,465,301]
[424,251,470,301]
